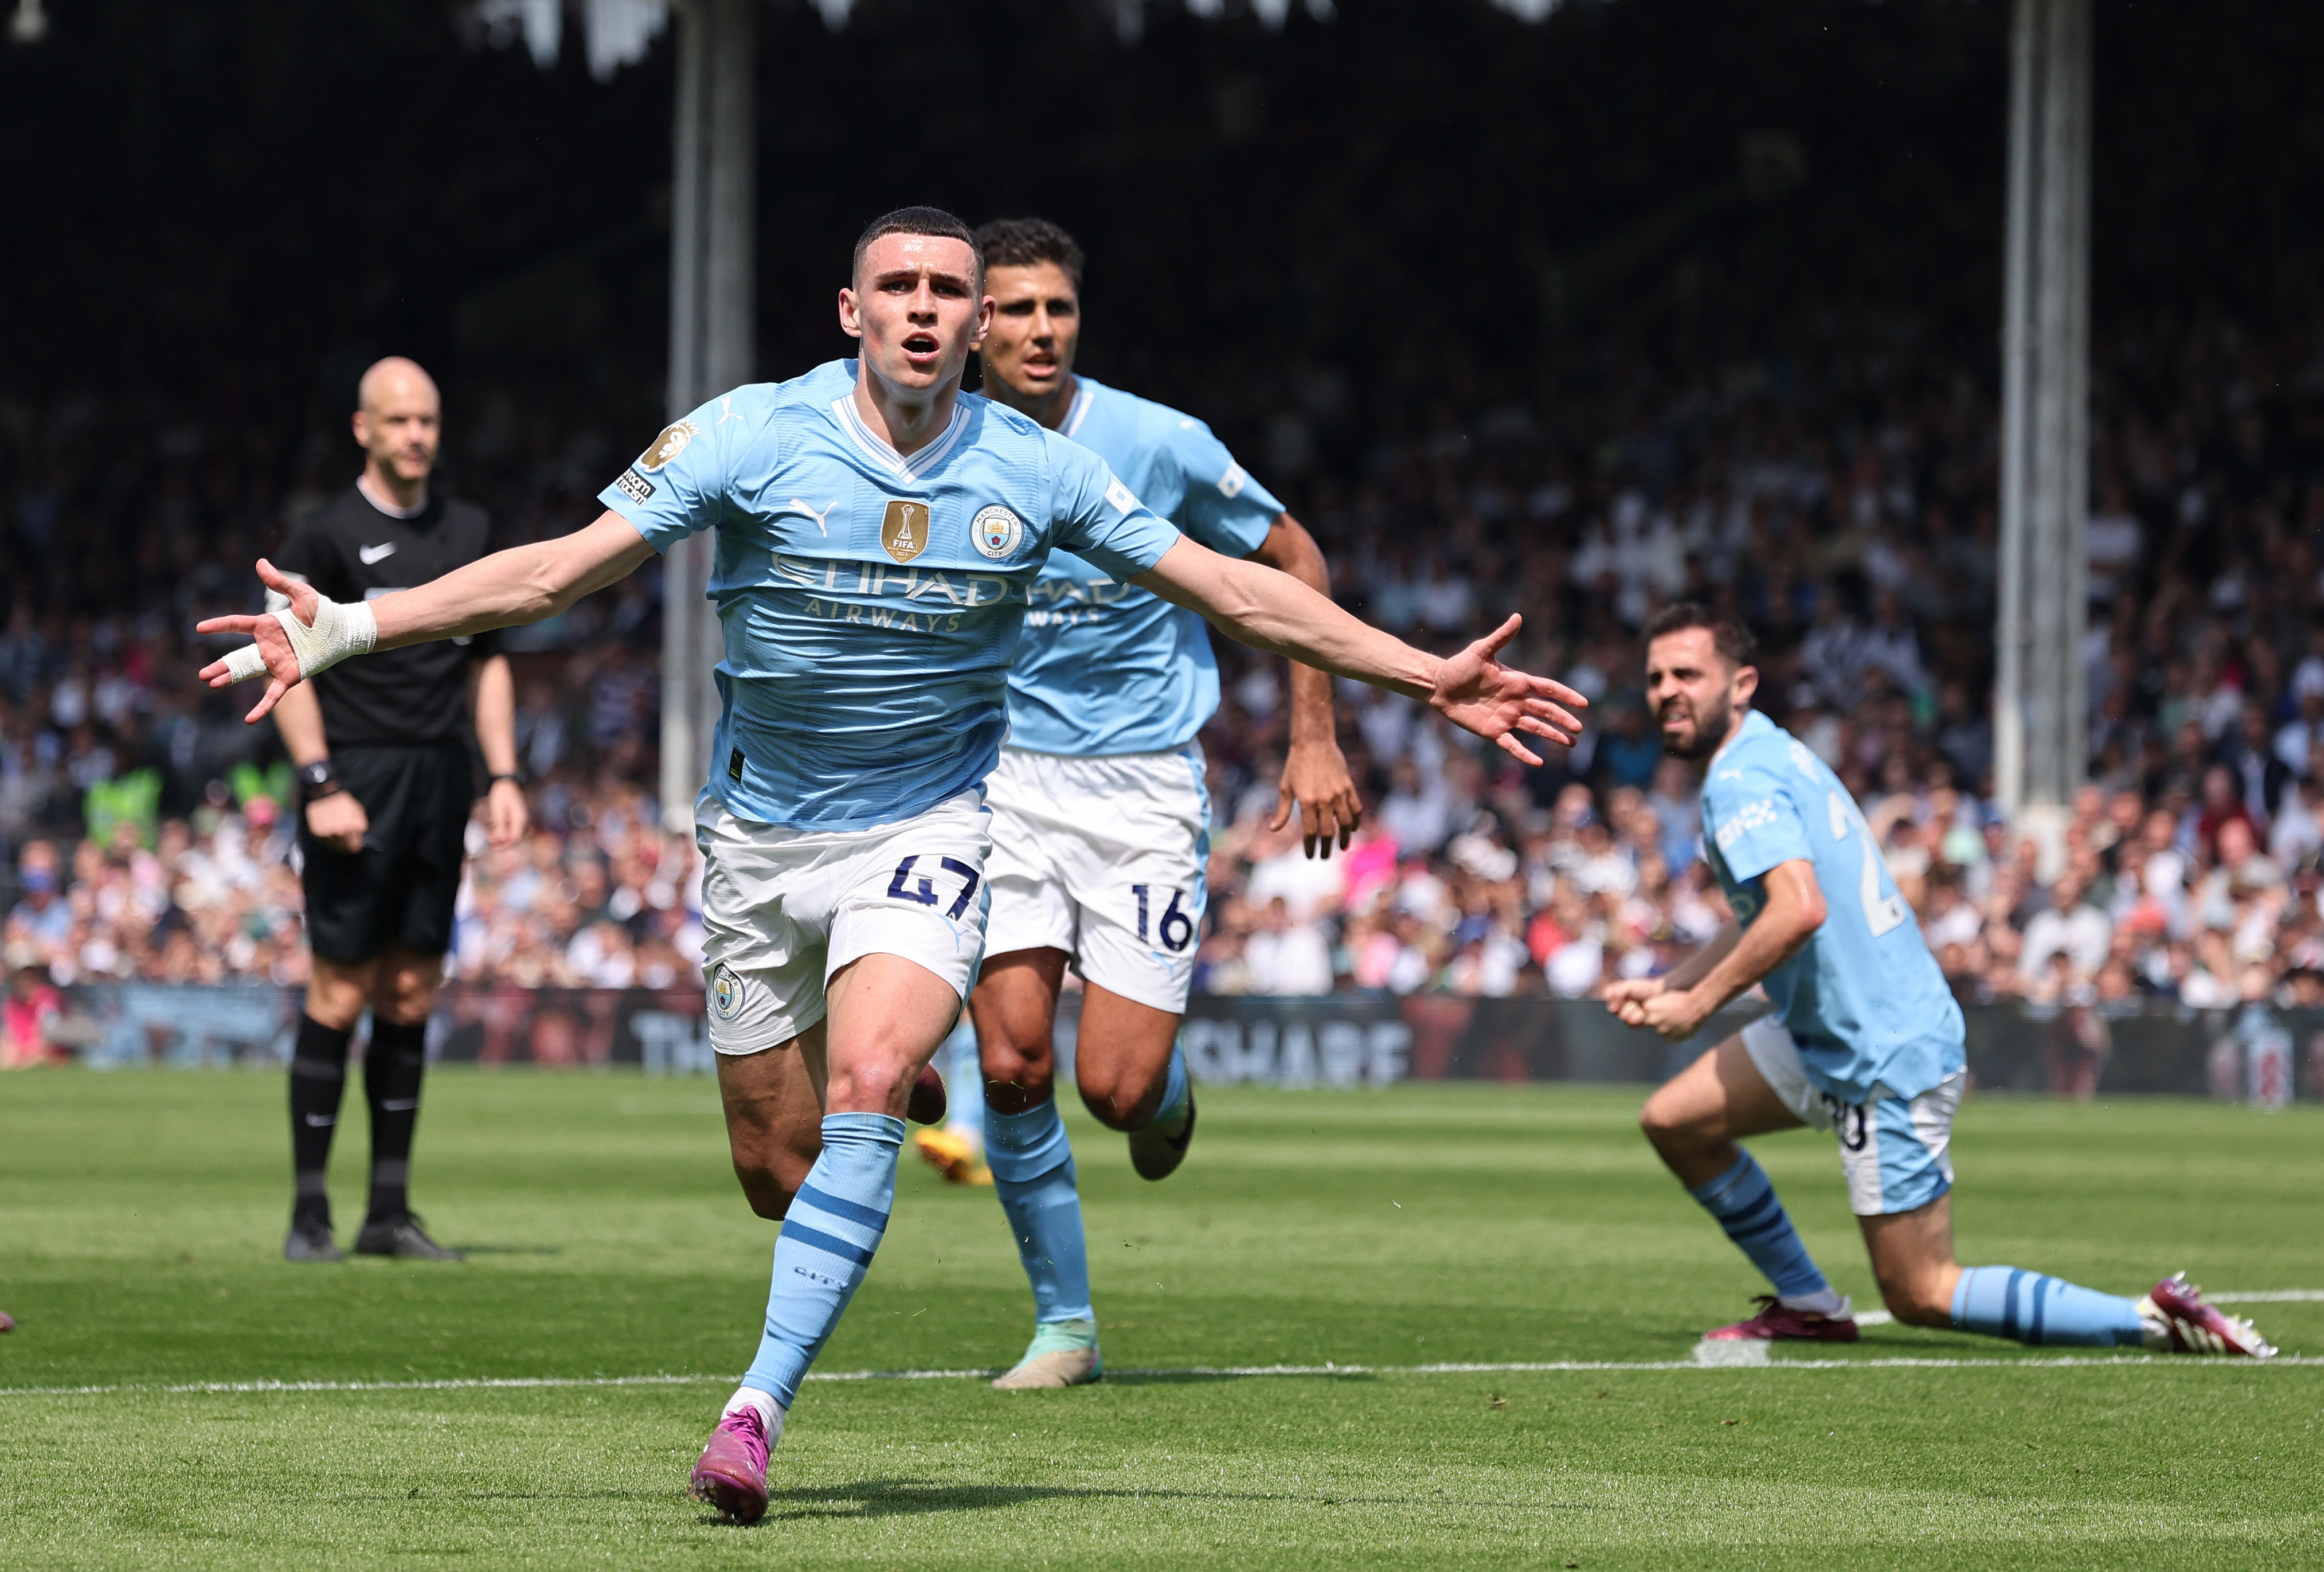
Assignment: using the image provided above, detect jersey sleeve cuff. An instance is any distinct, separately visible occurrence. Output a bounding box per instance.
[596,490,674,554]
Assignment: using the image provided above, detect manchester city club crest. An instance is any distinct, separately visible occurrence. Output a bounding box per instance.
[971,503,1023,560]
[709,965,745,1023]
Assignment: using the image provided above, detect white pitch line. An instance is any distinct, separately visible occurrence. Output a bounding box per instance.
[2209,1290,2324,1303]
[2,1351,2319,1400]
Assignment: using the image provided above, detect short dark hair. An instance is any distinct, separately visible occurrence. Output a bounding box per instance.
[1644,602,1758,668]
[852,206,981,290]
[974,216,1085,290]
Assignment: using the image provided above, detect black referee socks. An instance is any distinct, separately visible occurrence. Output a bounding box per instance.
[363,1018,428,1225]
[288,1014,353,1229]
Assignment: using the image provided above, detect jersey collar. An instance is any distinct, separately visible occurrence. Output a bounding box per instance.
[1061,379,1095,440]
[830,389,971,483]
[1709,706,1774,770]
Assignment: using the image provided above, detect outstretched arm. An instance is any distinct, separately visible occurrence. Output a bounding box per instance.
[1130,535,1587,765]
[1247,513,1363,858]
[198,511,655,723]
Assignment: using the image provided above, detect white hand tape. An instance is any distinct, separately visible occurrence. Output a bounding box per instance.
[273,593,378,679]
[216,595,378,685]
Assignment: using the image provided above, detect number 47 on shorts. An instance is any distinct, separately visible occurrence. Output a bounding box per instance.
[888,855,981,919]
[1133,885,1195,952]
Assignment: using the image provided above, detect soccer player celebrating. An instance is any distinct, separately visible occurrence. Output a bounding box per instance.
[199,209,1587,1523]
[1608,605,2273,1358]
[958,217,1363,1389]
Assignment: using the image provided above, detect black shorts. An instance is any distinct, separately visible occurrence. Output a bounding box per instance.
[299,742,475,963]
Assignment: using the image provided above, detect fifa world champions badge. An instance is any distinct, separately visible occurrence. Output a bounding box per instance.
[881,499,930,564]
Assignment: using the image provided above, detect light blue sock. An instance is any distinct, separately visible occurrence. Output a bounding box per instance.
[983,1097,1092,1324]
[1146,1045,1190,1131]
[1951,1265,2147,1347]
[741,1112,904,1407]
[1687,1152,1833,1302]
[942,1020,984,1148]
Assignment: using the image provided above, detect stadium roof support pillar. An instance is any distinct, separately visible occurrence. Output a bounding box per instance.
[1995,0,2092,825]
[661,0,757,831]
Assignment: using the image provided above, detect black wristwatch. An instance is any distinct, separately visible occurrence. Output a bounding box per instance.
[490,772,522,788]
[297,760,343,799]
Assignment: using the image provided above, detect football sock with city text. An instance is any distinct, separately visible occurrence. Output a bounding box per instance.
[740,1112,904,1407]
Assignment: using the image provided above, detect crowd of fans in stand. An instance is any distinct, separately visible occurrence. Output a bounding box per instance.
[10,302,2324,1039]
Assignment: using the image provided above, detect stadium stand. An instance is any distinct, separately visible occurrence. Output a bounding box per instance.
[6,0,2324,1030]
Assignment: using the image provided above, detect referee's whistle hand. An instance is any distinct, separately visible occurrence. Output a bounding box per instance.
[306,792,367,854]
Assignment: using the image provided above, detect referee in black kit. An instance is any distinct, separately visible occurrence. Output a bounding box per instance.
[272,357,528,1262]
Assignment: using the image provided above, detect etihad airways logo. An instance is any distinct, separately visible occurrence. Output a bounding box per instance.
[770,553,1026,609]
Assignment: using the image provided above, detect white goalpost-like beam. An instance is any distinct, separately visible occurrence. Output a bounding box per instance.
[1995,0,2093,823]
[660,0,757,831]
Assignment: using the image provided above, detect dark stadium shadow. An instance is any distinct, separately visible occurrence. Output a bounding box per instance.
[742,1477,1604,1524]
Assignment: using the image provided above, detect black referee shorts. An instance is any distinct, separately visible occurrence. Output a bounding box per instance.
[299,741,476,963]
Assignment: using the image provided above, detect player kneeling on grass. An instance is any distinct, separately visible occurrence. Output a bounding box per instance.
[199,207,1590,1526]
[1606,604,2273,1359]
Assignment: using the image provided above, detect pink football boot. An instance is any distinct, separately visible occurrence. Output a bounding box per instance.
[1703,1295,1861,1343]
[690,1407,772,1523]
[2138,1273,2276,1358]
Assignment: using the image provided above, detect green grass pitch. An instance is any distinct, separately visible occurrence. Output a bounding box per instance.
[1,1070,2317,1569]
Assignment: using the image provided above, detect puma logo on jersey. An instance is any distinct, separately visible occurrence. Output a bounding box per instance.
[358,542,397,564]
[786,498,838,535]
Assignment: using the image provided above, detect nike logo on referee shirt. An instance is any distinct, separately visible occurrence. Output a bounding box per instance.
[359,542,397,564]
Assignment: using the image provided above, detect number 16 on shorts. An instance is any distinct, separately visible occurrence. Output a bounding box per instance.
[1132,884,1196,953]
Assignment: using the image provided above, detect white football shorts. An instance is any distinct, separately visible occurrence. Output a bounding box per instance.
[982,743,1210,1014]
[1740,1014,1962,1217]
[695,790,993,1054]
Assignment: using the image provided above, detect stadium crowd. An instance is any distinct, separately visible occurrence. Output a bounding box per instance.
[9,294,2324,1039]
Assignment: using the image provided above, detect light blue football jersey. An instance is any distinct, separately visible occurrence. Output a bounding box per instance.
[1002,375,1284,756]
[1698,709,1965,1103]
[598,359,1182,830]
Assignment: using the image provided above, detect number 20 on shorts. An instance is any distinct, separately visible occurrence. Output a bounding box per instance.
[1132,885,1195,952]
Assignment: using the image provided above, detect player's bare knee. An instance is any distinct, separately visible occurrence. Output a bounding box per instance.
[983,1070,1053,1115]
[733,1163,797,1221]
[1876,1274,1954,1327]
[979,1038,1050,1098]
[830,1057,910,1115]
[1077,1066,1156,1131]
[1638,1094,1710,1158]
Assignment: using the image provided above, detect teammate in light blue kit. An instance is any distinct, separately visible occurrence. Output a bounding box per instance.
[201,209,1593,1522]
[957,219,1364,1389]
[1607,605,2274,1358]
